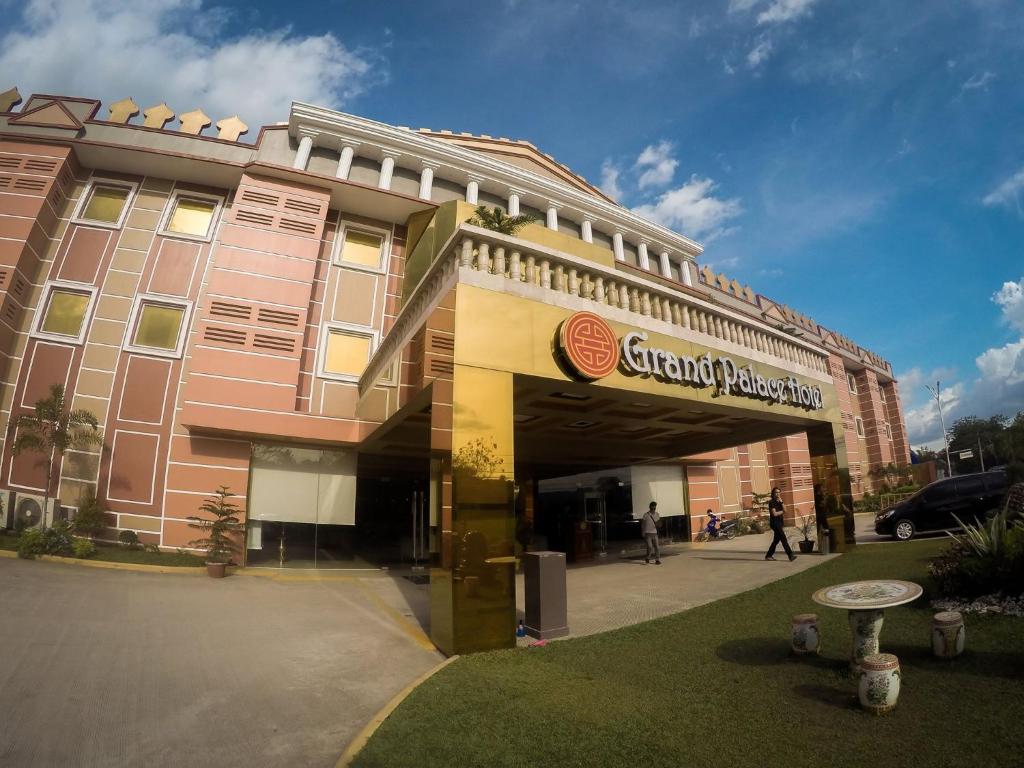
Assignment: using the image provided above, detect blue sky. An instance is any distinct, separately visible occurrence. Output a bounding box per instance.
[3,0,1023,447]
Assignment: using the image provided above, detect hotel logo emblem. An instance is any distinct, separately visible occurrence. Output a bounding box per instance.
[558,311,620,380]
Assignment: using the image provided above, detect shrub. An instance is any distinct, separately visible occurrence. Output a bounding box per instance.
[931,493,1024,599]
[17,521,74,559]
[72,538,97,559]
[143,543,160,554]
[187,486,243,563]
[118,529,140,548]
[72,493,107,537]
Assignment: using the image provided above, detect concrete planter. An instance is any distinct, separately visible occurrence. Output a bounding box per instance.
[205,561,228,578]
[932,611,965,658]
[859,653,901,715]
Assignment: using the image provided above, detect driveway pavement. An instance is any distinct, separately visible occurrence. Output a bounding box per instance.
[0,558,441,768]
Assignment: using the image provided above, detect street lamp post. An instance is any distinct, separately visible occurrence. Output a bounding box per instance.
[925,381,953,477]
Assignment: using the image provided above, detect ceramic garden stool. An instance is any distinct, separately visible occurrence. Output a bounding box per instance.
[858,653,901,715]
[791,613,820,655]
[932,611,965,658]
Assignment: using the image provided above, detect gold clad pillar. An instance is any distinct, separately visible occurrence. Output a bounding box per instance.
[807,422,856,547]
[430,366,516,655]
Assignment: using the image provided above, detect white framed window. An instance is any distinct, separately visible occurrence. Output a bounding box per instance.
[158,190,223,241]
[847,373,857,394]
[855,417,865,438]
[885,423,892,441]
[30,281,99,345]
[123,294,193,358]
[72,178,138,229]
[318,322,378,382]
[335,221,390,273]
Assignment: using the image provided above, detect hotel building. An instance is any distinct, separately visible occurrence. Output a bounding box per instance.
[0,87,909,653]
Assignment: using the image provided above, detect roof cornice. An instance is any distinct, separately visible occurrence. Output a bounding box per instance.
[289,101,703,259]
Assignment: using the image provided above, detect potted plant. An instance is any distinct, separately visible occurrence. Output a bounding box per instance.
[187,486,243,578]
[795,514,816,554]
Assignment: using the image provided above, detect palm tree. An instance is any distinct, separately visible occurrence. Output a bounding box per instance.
[10,383,102,526]
[467,205,538,235]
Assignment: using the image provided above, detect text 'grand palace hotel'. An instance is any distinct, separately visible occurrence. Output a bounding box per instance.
[0,87,909,652]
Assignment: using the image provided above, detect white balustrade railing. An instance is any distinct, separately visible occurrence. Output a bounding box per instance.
[453,226,830,375]
[360,224,832,395]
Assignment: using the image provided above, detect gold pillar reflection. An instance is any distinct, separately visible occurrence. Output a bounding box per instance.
[430,366,516,655]
[807,422,856,547]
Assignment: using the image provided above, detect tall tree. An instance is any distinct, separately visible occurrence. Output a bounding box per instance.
[10,383,102,526]
[947,415,1008,472]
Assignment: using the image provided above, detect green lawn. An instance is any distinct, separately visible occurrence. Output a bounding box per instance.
[355,540,1024,768]
[0,532,203,567]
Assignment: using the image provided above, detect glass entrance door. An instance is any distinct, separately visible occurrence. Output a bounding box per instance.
[584,493,607,556]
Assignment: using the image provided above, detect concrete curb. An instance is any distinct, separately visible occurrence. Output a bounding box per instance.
[0,548,205,574]
[335,655,459,768]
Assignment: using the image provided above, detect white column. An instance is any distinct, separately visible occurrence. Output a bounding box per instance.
[378,152,399,190]
[419,162,439,201]
[335,143,358,179]
[659,250,671,278]
[681,259,694,287]
[507,189,522,216]
[612,231,625,262]
[545,202,561,231]
[637,241,650,270]
[465,175,482,205]
[581,216,594,244]
[293,132,315,170]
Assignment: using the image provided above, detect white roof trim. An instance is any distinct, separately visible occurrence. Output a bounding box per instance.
[289,101,703,259]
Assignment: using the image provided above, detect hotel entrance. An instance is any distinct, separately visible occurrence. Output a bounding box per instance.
[355,285,854,654]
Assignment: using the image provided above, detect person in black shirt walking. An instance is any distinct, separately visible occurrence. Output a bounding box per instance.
[765,487,796,562]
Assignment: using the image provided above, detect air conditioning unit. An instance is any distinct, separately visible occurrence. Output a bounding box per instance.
[7,492,58,529]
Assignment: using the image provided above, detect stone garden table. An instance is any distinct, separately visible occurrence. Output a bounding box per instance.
[812,580,923,669]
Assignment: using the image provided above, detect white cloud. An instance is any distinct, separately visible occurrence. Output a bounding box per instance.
[635,141,678,190]
[728,0,763,13]
[903,378,965,446]
[0,0,380,136]
[994,277,1024,333]
[982,168,1024,212]
[747,38,774,67]
[902,278,1024,444]
[757,0,819,25]
[599,160,623,200]
[976,339,1024,384]
[632,175,743,242]
[961,71,996,91]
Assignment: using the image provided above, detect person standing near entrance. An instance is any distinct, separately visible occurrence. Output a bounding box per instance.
[765,487,796,562]
[642,501,661,565]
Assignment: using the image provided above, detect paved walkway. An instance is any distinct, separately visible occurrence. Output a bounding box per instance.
[0,520,896,767]
[0,558,442,768]
[514,528,837,638]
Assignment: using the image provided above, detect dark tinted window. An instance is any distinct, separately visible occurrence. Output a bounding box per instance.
[985,472,1008,492]
[955,476,986,496]
[923,481,956,503]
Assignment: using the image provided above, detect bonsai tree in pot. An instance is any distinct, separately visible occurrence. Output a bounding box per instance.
[187,486,243,578]
[795,514,816,554]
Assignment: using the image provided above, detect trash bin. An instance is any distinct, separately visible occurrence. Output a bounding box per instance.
[826,515,846,553]
[522,551,569,640]
[818,526,830,556]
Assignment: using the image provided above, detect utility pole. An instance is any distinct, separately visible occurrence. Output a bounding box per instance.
[925,381,953,477]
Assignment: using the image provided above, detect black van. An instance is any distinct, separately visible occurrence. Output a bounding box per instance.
[874,470,1008,541]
